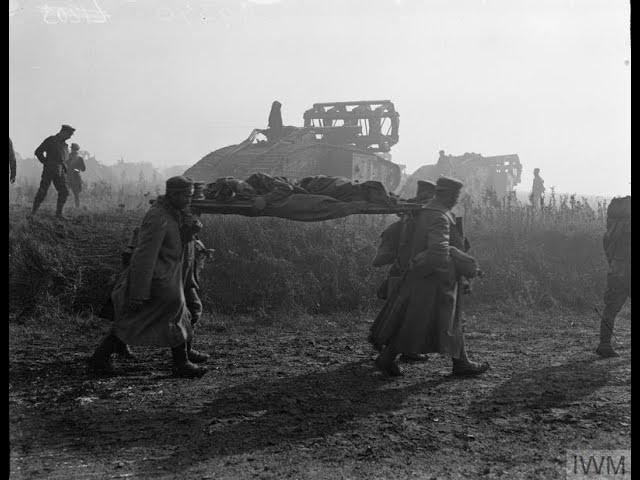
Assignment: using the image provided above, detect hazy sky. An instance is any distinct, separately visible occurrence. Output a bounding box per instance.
[9,0,630,196]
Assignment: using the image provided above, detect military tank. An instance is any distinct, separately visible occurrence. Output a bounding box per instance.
[400,150,523,201]
[184,100,403,192]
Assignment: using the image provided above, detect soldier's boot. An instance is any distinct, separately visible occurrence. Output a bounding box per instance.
[87,334,119,374]
[186,341,210,364]
[452,358,490,377]
[451,341,489,377]
[112,336,136,360]
[401,353,430,362]
[171,343,207,378]
[595,344,619,358]
[374,345,402,377]
[596,316,619,357]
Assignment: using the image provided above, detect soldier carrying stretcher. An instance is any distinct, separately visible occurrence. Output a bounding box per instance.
[369,176,489,377]
[89,176,212,378]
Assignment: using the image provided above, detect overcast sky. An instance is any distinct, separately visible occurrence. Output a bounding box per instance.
[9,0,630,196]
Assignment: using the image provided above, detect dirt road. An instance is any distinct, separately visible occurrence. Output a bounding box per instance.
[9,307,631,479]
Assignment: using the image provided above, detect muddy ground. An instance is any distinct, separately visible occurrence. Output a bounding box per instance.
[9,305,631,480]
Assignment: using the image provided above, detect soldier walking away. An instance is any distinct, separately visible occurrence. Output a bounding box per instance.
[530,168,545,210]
[66,143,86,208]
[9,137,17,184]
[29,124,75,219]
[369,176,489,377]
[372,180,436,363]
[596,195,631,357]
[88,176,208,378]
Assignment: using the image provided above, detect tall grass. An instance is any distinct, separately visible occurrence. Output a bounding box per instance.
[8,181,610,319]
[460,191,608,311]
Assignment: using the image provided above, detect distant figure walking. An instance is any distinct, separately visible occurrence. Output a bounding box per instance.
[66,143,87,208]
[9,137,16,184]
[530,168,545,210]
[267,100,283,142]
[30,124,75,219]
[596,196,631,357]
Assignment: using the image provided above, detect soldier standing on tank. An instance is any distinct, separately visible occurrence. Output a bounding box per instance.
[436,150,453,177]
[66,143,87,209]
[596,195,631,357]
[267,100,283,142]
[29,124,75,219]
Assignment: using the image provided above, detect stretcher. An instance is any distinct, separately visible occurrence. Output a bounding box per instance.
[189,194,424,222]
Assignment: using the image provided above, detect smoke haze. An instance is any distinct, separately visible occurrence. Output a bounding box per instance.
[9,0,630,196]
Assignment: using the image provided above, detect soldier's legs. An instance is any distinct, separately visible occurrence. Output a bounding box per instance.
[52,171,69,217]
[600,294,626,346]
[597,265,630,356]
[31,169,53,215]
[72,189,80,208]
[451,327,489,377]
[171,342,208,378]
[185,288,210,363]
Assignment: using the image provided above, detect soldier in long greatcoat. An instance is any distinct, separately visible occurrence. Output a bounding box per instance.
[372,180,436,363]
[369,177,489,377]
[97,209,213,364]
[88,176,207,378]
